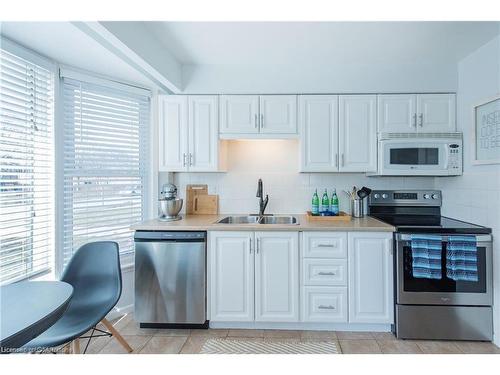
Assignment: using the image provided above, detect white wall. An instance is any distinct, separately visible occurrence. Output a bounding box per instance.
[434,34,500,346]
[167,140,435,215]
[181,62,457,94]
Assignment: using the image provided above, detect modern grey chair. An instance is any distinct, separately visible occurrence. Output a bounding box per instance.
[24,241,132,354]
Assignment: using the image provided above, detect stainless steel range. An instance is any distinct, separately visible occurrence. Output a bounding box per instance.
[369,190,493,341]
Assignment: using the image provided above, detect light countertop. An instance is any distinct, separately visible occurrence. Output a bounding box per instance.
[132,214,395,232]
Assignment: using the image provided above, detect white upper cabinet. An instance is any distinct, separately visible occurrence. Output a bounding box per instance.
[417,94,456,132]
[188,96,219,172]
[220,95,297,137]
[254,232,299,322]
[158,96,188,172]
[377,94,417,133]
[299,95,339,172]
[159,95,224,172]
[378,94,456,133]
[339,95,377,172]
[348,232,393,324]
[209,232,254,322]
[259,95,297,134]
[220,95,259,134]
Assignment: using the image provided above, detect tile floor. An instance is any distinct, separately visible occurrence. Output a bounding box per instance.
[78,314,500,354]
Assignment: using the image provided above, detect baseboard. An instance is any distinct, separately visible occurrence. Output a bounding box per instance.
[209,321,392,332]
[106,303,134,321]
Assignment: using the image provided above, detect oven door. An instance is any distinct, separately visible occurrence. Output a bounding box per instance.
[379,139,451,176]
[396,233,492,306]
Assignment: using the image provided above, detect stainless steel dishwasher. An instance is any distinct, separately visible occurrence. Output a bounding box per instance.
[134,231,207,328]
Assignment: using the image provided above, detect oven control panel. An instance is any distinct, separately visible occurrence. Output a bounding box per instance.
[369,190,442,206]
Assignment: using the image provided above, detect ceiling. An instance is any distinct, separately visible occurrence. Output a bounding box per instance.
[143,21,500,66]
[0,22,158,88]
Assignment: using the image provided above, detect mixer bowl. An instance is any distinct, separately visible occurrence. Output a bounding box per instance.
[159,198,183,219]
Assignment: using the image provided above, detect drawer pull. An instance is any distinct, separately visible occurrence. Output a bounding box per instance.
[316,244,336,248]
[317,271,336,276]
[318,305,336,310]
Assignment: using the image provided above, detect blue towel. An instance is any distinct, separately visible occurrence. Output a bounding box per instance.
[446,236,478,282]
[411,234,442,279]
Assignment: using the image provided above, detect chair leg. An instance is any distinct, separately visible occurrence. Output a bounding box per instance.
[101,318,133,353]
[72,339,80,354]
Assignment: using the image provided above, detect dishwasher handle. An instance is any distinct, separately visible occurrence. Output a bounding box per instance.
[134,231,206,242]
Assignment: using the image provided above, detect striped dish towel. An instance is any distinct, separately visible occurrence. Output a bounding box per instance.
[446,236,478,282]
[411,234,442,279]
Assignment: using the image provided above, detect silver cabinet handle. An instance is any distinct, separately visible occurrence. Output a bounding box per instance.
[412,113,417,128]
[419,113,423,127]
[317,244,335,248]
[317,272,336,276]
[189,153,193,166]
[249,238,252,254]
[255,114,258,128]
[335,154,339,168]
[256,238,260,254]
[183,153,187,167]
[341,154,345,167]
[318,305,335,310]
[260,113,264,128]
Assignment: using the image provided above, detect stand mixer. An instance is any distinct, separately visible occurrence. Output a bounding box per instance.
[158,183,183,221]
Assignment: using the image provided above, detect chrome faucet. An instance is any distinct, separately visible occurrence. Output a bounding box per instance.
[256,178,269,216]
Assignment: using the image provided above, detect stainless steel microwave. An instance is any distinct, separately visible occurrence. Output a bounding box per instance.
[375,133,463,176]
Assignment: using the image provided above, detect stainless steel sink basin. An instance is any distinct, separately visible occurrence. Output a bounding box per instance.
[216,215,298,225]
[259,216,298,225]
[216,216,260,224]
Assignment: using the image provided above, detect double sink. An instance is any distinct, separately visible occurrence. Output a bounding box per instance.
[216,215,298,225]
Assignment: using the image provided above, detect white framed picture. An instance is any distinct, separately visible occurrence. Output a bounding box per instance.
[473,95,500,165]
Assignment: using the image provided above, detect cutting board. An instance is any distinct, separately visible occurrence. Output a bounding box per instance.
[186,184,208,214]
[193,195,219,215]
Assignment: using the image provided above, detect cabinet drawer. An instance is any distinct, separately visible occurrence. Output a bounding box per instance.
[303,259,347,286]
[302,232,347,258]
[301,287,348,323]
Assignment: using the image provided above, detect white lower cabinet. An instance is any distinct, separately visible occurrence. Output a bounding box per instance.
[209,230,394,326]
[348,232,394,324]
[255,232,299,322]
[209,231,299,323]
[209,232,254,321]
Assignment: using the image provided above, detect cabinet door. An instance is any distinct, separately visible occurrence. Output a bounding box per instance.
[417,94,456,132]
[348,232,393,324]
[158,96,188,171]
[209,232,254,322]
[219,95,259,134]
[255,232,299,322]
[339,95,377,172]
[299,95,339,172]
[377,94,417,133]
[260,95,297,134]
[188,96,219,171]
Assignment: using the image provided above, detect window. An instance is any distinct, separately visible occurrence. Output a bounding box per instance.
[62,75,149,265]
[0,47,54,284]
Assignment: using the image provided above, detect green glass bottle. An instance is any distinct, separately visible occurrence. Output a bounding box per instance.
[330,188,339,216]
[321,189,330,213]
[311,189,320,215]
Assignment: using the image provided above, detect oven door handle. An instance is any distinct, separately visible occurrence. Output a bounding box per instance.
[396,233,492,243]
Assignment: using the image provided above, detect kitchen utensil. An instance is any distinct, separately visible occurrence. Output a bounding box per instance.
[351,199,364,218]
[158,198,183,221]
[193,195,219,215]
[186,184,208,214]
[357,186,372,200]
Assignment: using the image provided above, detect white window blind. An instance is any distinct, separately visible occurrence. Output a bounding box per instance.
[62,77,149,265]
[0,48,54,284]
